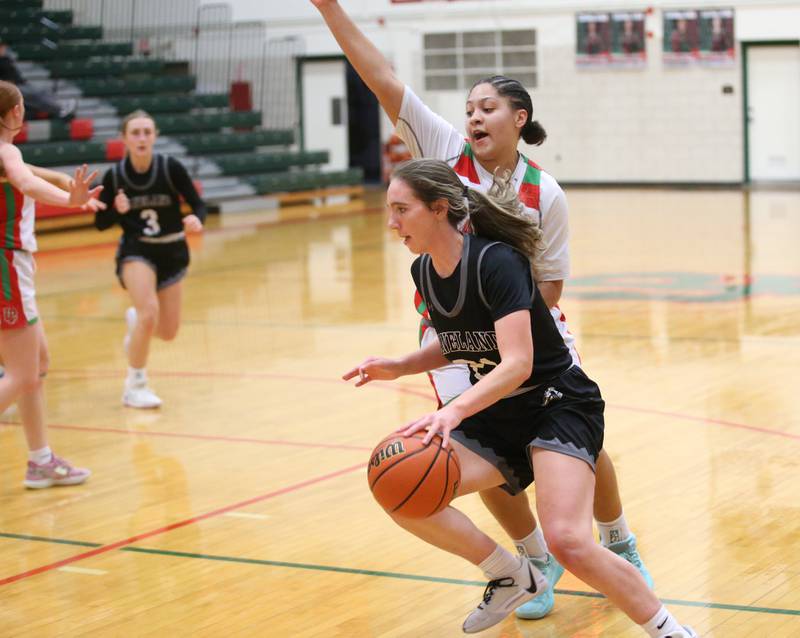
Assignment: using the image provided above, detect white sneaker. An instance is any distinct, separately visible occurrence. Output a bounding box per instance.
[663,627,698,638]
[123,306,137,354]
[122,384,162,409]
[462,557,548,634]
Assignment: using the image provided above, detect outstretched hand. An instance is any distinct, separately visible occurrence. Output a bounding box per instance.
[67,164,102,208]
[342,356,402,387]
[81,198,106,213]
[310,0,336,9]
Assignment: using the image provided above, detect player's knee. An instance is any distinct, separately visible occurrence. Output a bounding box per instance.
[8,370,41,395]
[159,324,179,341]
[38,349,50,376]
[543,525,592,571]
[136,304,159,333]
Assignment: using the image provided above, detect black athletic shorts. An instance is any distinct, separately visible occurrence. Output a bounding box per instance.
[115,237,190,290]
[450,365,605,495]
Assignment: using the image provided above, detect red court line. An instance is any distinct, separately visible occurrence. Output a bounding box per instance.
[42,368,800,442]
[609,403,800,441]
[0,462,364,587]
[0,421,372,452]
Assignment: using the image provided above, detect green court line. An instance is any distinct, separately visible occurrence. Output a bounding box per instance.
[0,532,99,548]
[124,547,482,587]
[3,533,799,617]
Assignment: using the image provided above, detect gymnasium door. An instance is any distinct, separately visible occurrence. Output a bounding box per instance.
[299,57,382,181]
[301,58,349,171]
[745,44,800,181]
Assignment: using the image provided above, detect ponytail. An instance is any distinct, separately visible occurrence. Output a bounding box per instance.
[392,158,544,260]
[465,171,544,258]
[521,120,546,146]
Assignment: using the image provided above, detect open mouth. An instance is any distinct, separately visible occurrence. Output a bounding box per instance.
[473,131,489,142]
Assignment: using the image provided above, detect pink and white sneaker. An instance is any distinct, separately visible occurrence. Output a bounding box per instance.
[24,455,91,489]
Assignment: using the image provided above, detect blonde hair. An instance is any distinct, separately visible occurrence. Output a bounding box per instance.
[0,80,22,138]
[0,81,23,178]
[0,80,21,117]
[391,158,544,259]
[119,109,158,135]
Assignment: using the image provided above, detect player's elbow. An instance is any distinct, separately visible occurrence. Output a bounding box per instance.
[505,354,533,386]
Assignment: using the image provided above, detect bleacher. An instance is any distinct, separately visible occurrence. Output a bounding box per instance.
[2,0,363,219]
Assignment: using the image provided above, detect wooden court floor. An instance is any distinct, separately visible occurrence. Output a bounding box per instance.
[0,187,798,637]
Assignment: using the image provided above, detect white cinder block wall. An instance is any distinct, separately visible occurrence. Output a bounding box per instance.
[232,0,800,184]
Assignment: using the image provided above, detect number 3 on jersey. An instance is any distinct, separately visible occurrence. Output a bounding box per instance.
[140,208,161,236]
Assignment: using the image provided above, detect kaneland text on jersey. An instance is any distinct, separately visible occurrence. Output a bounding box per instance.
[437,330,498,356]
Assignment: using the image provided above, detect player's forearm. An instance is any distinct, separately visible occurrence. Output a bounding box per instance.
[447,356,530,421]
[315,2,403,123]
[28,165,72,191]
[398,339,450,376]
[17,174,71,207]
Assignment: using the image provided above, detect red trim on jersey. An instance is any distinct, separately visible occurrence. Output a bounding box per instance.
[452,148,480,184]
[518,181,540,210]
[1,185,26,250]
[12,187,23,249]
[414,288,431,320]
[0,250,27,330]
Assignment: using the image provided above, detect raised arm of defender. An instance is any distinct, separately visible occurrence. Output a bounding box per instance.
[311,0,404,123]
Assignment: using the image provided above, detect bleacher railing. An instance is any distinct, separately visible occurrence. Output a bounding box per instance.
[42,0,303,130]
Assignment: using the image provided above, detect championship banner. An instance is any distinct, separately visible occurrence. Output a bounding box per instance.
[663,9,700,64]
[576,12,612,66]
[698,8,735,64]
[611,11,646,66]
[663,8,735,65]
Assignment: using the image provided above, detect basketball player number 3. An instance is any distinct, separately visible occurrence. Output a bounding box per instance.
[140,208,161,236]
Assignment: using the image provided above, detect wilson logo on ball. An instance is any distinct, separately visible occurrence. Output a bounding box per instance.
[369,440,405,469]
[367,433,461,519]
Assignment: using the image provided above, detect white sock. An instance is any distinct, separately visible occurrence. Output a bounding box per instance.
[642,605,682,637]
[29,446,53,465]
[513,526,548,561]
[127,367,147,387]
[597,511,632,546]
[478,544,522,580]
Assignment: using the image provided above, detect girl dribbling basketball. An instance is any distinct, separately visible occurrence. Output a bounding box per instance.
[344,159,696,638]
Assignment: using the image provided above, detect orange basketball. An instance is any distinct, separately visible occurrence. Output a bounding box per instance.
[367,432,461,518]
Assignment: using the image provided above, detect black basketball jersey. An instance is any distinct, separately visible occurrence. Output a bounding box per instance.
[412,234,572,391]
[108,154,185,240]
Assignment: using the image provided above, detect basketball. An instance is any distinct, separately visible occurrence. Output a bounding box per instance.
[367,432,461,518]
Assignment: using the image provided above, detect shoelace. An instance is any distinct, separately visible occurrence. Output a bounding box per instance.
[619,549,643,569]
[479,576,515,608]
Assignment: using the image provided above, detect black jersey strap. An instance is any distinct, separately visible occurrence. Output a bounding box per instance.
[162,154,179,198]
[476,241,503,311]
[417,254,431,310]
[111,160,121,194]
[424,234,470,318]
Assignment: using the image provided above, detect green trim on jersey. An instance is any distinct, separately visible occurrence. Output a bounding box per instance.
[2,183,17,249]
[522,157,542,186]
[0,251,11,301]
